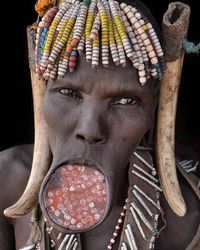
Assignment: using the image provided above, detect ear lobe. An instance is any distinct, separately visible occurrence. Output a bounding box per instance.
[4,28,52,218]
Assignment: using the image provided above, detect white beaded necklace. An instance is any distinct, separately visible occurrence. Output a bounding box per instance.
[107,199,127,250]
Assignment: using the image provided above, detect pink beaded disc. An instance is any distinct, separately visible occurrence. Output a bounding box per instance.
[44,165,108,231]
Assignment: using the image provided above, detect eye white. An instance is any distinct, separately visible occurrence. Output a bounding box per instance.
[115,98,137,105]
[60,89,73,95]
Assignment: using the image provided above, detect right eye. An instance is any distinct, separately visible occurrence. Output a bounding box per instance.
[59,88,82,100]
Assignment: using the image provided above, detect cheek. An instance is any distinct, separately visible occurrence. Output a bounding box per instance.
[110,106,152,145]
[43,92,77,135]
[112,121,148,158]
[106,108,153,164]
[101,113,149,174]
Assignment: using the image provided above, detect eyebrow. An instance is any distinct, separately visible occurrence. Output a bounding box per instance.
[48,72,151,99]
[48,74,91,93]
[101,77,151,100]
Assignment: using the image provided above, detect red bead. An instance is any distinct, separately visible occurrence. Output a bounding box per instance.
[69,61,76,68]
[69,56,77,62]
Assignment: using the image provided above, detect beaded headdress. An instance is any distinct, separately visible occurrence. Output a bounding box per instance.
[35,0,165,85]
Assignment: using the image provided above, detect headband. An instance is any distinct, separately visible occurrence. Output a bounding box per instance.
[35,0,165,84]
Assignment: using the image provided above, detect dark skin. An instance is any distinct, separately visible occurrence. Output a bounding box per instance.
[43,57,153,169]
[0,57,199,250]
[41,57,153,248]
[0,145,33,250]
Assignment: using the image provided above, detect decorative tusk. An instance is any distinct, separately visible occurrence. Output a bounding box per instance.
[156,2,191,217]
[156,55,186,217]
[4,27,51,218]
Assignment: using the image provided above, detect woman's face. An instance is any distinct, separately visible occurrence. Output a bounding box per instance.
[41,57,155,232]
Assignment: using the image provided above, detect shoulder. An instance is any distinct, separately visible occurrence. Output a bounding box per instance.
[0,145,34,248]
[0,144,33,170]
[0,144,33,210]
[175,143,200,193]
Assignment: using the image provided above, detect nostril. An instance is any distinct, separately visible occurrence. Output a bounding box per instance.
[76,134,105,144]
[94,138,103,143]
[93,139,102,143]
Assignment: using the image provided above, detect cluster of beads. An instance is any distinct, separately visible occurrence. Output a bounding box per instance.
[44,165,108,230]
[35,0,165,84]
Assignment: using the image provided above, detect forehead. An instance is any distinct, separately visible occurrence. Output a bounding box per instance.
[48,56,154,96]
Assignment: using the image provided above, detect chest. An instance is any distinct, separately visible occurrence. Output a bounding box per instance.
[15,151,200,250]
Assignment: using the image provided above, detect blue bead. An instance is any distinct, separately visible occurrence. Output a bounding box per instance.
[71,50,77,56]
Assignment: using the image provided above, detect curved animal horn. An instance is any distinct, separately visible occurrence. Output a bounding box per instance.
[156,2,190,217]
[4,27,51,218]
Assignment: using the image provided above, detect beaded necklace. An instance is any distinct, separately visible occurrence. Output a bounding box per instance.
[43,151,163,250]
[44,199,127,250]
[107,200,127,249]
[20,148,163,250]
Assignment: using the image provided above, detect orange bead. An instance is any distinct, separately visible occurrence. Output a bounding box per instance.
[66,45,73,55]
[71,38,79,47]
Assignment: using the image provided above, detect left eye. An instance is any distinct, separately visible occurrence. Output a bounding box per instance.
[59,88,82,100]
[112,97,139,105]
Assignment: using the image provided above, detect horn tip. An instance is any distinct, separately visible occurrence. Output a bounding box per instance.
[174,203,187,217]
[4,206,26,218]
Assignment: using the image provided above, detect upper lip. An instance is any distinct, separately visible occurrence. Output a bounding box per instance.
[56,157,105,175]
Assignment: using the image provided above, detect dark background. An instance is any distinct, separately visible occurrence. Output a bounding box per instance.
[0,1,199,154]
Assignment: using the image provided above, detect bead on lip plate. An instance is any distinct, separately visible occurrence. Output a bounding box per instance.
[44,164,107,231]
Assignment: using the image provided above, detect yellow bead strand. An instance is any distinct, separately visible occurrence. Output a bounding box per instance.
[98,1,109,67]
[92,34,100,68]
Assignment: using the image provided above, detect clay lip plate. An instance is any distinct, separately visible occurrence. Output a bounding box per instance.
[40,157,111,233]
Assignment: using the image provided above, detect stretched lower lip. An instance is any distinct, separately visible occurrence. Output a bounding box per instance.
[43,164,108,231]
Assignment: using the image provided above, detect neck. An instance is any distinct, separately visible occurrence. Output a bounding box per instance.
[81,200,127,250]
[43,149,162,250]
[81,169,129,250]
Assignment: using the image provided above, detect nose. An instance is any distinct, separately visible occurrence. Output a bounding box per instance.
[75,108,106,144]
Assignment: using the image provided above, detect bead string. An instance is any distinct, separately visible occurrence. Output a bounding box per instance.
[107,198,127,250]
[34,0,166,84]
[19,149,163,250]
[43,198,127,250]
